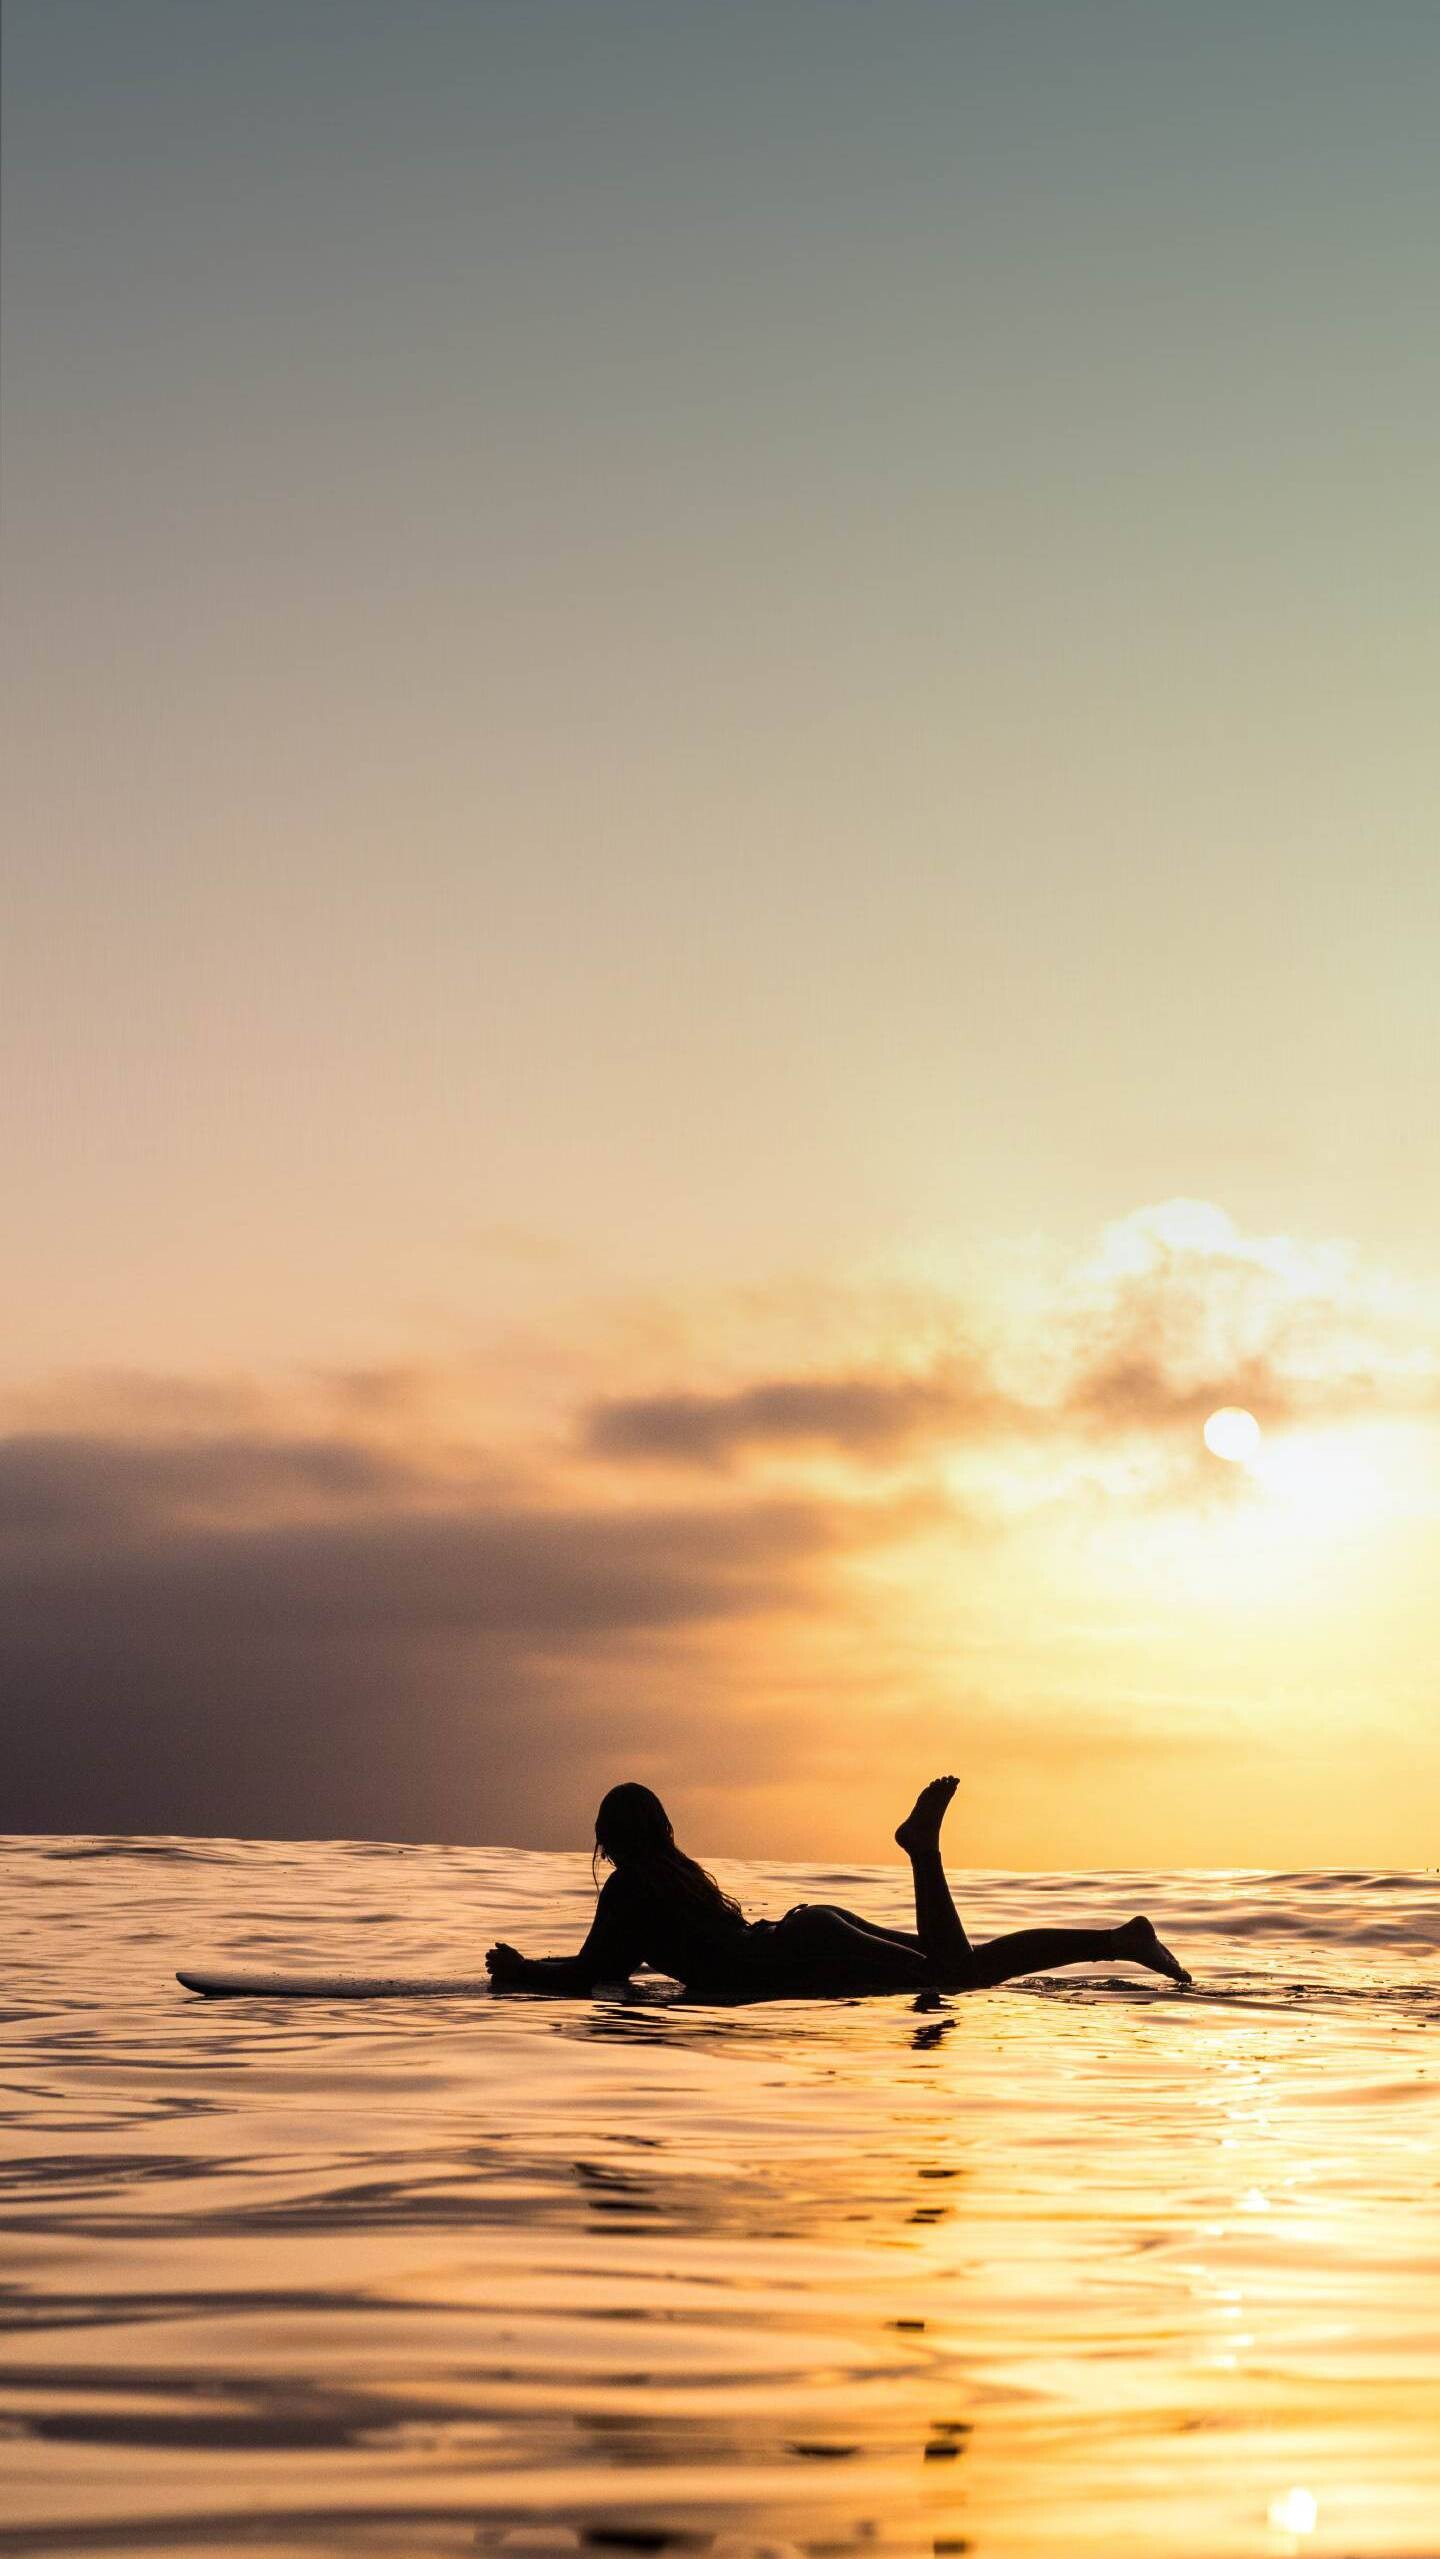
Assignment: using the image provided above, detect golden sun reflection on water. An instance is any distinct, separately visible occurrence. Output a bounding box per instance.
[1,1842,1437,2558]
[1269,2485,1319,2534]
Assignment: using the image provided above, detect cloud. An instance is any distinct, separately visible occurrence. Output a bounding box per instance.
[1066,1199,1437,1429]
[583,1367,1008,1467]
[581,1352,1304,1472]
[581,1200,1438,1474]
[0,1426,911,1842]
[7,1202,1437,1853]
[1064,1352,1298,1432]
[0,1432,424,1540]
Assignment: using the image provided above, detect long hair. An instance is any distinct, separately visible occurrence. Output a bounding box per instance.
[592,1782,745,1931]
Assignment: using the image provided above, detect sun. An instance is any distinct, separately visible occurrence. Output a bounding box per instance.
[1203,1405,1262,1464]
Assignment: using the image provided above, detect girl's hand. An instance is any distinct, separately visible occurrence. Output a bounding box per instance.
[486,1942,526,1985]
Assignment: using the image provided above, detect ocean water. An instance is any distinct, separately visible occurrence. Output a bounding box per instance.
[2,1842,1437,2559]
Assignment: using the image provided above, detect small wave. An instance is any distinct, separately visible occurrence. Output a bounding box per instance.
[36,1838,236,1866]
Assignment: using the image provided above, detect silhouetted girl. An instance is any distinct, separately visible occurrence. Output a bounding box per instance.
[485,1776,1189,1997]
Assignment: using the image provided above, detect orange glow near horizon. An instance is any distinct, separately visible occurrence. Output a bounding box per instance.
[5,1197,1438,1866]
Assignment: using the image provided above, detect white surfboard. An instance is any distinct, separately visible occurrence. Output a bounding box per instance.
[177,1969,493,1999]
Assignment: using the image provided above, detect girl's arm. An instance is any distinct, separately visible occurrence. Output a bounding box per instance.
[487,1871,646,1994]
[486,1947,590,1992]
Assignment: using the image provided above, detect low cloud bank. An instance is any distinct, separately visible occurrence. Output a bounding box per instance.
[7,1201,1434,1848]
[2,1428,905,1840]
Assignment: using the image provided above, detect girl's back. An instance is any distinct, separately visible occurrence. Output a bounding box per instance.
[605,1857,755,1986]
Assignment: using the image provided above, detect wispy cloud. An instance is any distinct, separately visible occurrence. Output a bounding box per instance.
[6,1203,1437,1854]
[583,1199,1437,1472]
[582,1366,1007,1467]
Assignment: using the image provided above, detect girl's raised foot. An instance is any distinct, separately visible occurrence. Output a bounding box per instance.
[895,1774,959,1856]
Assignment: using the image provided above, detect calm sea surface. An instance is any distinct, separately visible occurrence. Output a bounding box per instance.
[2,1841,1437,2558]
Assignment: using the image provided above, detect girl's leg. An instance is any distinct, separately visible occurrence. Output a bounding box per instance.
[967,1916,1190,1991]
[891,1785,1190,1991]
[894,1776,972,1966]
[964,1926,1115,1989]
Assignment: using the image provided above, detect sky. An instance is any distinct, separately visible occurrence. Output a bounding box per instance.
[4,2,1438,1863]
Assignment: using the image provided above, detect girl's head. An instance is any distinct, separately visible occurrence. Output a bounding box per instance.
[594,1781,674,1868]
[592,1781,744,1931]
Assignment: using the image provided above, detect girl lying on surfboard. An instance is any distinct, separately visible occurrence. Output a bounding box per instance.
[485,1776,1191,1998]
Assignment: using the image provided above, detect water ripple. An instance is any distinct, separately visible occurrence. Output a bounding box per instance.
[1,1838,1436,2557]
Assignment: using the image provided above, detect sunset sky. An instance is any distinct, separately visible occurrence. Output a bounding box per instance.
[5,2,1438,1863]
